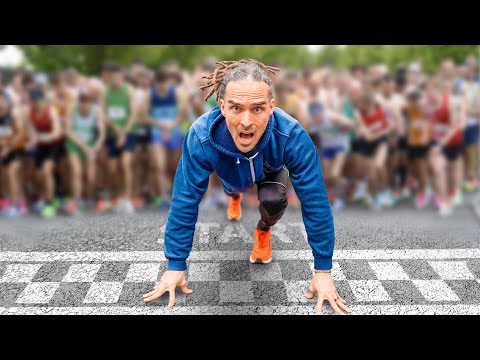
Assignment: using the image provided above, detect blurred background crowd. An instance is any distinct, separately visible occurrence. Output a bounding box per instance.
[0,45,479,219]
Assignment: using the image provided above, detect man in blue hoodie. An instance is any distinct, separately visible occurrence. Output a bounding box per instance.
[143,59,351,315]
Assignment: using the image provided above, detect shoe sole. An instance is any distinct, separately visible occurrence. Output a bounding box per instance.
[249,256,272,264]
[227,213,241,221]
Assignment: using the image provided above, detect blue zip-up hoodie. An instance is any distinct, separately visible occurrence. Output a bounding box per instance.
[164,105,335,271]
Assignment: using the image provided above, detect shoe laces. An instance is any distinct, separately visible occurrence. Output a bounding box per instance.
[257,230,270,249]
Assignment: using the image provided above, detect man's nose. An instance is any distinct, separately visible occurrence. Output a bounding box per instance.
[240,111,253,128]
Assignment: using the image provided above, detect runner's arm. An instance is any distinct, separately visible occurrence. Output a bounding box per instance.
[6,107,26,150]
[284,122,334,271]
[123,86,138,134]
[94,107,106,152]
[171,89,188,129]
[163,127,214,271]
[326,109,355,130]
[439,97,465,147]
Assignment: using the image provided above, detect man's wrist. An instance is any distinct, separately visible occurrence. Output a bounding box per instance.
[167,259,187,271]
[314,257,333,272]
[313,269,332,274]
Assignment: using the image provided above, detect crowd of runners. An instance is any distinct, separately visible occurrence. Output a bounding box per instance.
[0,55,479,218]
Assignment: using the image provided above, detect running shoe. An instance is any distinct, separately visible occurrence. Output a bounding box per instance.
[439,201,453,218]
[65,199,77,216]
[95,198,106,214]
[433,196,443,209]
[2,206,21,218]
[414,193,429,210]
[41,203,57,219]
[379,190,396,208]
[32,200,46,214]
[17,198,28,216]
[227,194,243,221]
[368,194,382,211]
[463,180,477,193]
[451,191,464,207]
[250,227,272,264]
[132,196,144,210]
[352,181,368,202]
[332,197,345,212]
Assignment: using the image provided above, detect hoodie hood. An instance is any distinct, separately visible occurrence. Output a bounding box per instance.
[208,105,273,160]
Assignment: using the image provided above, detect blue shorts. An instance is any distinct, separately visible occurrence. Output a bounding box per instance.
[150,127,184,151]
[464,124,479,146]
[322,146,345,160]
[106,133,137,158]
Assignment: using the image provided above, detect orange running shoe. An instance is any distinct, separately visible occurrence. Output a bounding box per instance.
[132,196,144,209]
[227,193,243,221]
[250,228,272,264]
[95,199,107,214]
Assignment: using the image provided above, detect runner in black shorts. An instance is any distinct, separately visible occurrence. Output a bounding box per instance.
[27,86,63,218]
[0,90,28,217]
[356,92,393,210]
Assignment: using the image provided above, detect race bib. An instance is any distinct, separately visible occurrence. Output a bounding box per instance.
[108,106,127,120]
[434,123,449,135]
[410,120,426,130]
[368,122,382,132]
[77,131,94,143]
[150,105,177,121]
[0,125,13,137]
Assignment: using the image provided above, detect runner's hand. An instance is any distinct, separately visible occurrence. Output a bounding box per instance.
[116,134,126,148]
[86,148,96,161]
[143,270,193,309]
[304,273,352,315]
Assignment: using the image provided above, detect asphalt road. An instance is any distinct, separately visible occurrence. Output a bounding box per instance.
[1,198,480,315]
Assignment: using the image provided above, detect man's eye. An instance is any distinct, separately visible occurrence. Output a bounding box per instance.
[233,106,240,112]
[254,107,262,113]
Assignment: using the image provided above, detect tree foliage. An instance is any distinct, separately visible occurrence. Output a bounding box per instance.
[17,45,480,75]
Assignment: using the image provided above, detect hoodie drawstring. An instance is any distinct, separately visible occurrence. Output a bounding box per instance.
[236,158,240,164]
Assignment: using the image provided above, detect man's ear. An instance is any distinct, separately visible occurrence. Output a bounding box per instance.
[219,99,226,117]
[269,98,275,116]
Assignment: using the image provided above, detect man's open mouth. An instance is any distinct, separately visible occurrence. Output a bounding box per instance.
[239,132,254,140]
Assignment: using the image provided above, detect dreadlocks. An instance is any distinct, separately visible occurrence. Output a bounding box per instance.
[200,59,281,102]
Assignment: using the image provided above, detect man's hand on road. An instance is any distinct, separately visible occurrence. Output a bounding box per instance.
[143,270,193,309]
[304,273,352,315]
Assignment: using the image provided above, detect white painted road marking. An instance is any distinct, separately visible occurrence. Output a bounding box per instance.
[125,263,162,283]
[0,264,43,283]
[412,280,460,302]
[62,264,102,283]
[2,249,480,262]
[16,283,60,304]
[3,305,480,315]
[368,262,410,280]
[427,261,475,280]
[83,282,124,304]
[348,280,391,302]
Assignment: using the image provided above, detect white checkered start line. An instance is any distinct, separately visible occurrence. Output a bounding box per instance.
[1,249,480,315]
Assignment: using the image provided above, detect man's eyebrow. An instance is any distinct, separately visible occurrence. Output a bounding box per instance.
[227,100,267,106]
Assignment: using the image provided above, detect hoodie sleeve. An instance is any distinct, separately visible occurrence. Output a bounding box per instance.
[283,123,335,270]
[164,127,214,271]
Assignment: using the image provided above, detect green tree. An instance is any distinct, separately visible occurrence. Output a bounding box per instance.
[17,45,313,74]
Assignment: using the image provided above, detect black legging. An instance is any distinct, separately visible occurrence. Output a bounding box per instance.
[225,165,289,231]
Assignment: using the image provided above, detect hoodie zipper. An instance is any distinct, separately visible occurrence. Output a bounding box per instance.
[238,152,259,184]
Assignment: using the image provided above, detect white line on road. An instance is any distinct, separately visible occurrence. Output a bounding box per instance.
[2,305,480,315]
[1,249,480,262]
